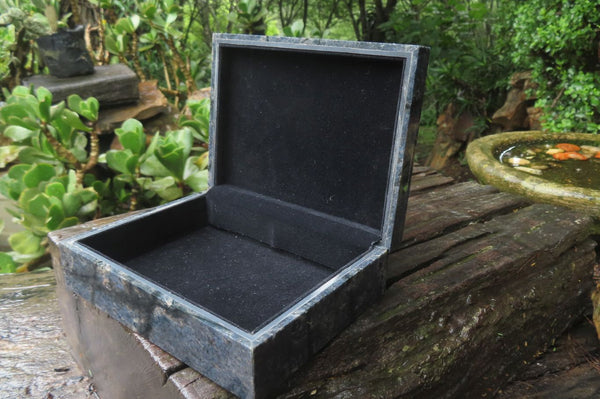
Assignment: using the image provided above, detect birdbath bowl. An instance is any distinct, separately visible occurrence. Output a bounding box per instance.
[466,131,600,217]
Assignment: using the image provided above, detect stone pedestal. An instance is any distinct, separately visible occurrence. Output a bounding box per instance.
[23,64,139,107]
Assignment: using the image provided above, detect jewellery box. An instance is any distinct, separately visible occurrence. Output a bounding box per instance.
[56,34,429,398]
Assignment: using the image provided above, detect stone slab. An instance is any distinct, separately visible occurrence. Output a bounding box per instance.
[97,80,169,133]
[23,64,139,107]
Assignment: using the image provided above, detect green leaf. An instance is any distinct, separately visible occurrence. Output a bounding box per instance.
[45,181,66,198]
[1,104,38,130]
[69,95,99,121]
[106,149,138,175]
[50,102,66,121]
[67,94,83,114]
[57,216,79,229]
[0,145,24,168]
[36,87,53,122]
[78,188,98,204]
[8,164,32,181]
[46,203,65,230]
[59,109,91,132]
[183,156,208,192]
[18,147,60,165]
[71,133,88,162]
[4,125,36,142]
[25,193,51,219]
[9,230,43,255]
[115,119,146,154]
[154,129,193,179]
[130,14,141,30]
[0,253,17,274]
[146,176,182,201]
[141,2,157,18]
[105,34,121,55]
[62,193,82,216]
[140,154,172,177]
[23,163,56,188]
[82,97,99,121]
[184,169,208,192]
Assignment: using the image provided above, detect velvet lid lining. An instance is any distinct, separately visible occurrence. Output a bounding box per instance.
[214,44,406,232]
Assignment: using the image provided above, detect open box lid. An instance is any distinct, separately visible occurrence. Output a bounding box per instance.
[209,35,429,251]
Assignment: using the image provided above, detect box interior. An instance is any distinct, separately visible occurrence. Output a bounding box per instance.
[80,191,379,332]
[79,42,406,333]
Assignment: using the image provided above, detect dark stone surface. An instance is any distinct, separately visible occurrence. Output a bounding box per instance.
[23,64,139,106]
[36,27,94,78]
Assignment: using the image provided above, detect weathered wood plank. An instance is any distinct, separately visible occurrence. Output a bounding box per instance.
[409,173,455,193]
[401,181,529,248]
[168,368,234,398]
[278,205,596,398]
[48,187,595,399]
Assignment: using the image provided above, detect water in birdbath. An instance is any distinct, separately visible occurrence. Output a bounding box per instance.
[496,142,600,190]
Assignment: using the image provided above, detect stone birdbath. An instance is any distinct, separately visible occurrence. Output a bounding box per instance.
[466,131,600,218]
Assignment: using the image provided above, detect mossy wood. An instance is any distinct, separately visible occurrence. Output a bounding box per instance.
[49,168,596,398]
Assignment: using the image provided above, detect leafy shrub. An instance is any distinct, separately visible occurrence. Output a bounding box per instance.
[511,0,600,133]
[381,0,515,131]
[0,86,208,273]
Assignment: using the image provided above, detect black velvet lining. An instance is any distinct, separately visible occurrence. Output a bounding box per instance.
[80,191,379,332]
[216,46,405,230]
[206,185,378,269]
[123,226,332,332]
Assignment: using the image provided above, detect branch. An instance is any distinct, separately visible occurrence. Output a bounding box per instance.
[345,0,361,40]
[130,31,146,81]
[40,122,83,170]
[16,251,51,273]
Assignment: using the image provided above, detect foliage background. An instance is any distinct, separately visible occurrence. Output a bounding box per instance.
[0,0,598,273]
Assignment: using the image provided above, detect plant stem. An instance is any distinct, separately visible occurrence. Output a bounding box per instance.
[130,31,146,81]
[69,0,82,26]
[40,122,83,171]
[76,125,100,184]
[161,33,196,93]
[16,251,51,273]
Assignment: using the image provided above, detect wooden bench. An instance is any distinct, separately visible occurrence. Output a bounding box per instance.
[49,166,597,398]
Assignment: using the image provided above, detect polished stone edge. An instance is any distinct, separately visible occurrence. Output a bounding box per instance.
[209,34,430,253]
[56,195,387,398]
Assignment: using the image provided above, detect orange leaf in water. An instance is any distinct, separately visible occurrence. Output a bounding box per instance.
[552,152,571,160]
[556,143,581,152]
[567,152,588,160]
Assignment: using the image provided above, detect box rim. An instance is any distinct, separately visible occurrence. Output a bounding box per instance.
[62,199,388,347]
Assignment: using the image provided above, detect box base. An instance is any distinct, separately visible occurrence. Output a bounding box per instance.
[124,225,333,332]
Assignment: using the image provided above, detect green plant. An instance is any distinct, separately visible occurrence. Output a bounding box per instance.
[0,85,208,273]
[0,0,49,89]
[103,0,206,99]
[0,0,72,89]
[382,0,516,131]
[511,0,600,133]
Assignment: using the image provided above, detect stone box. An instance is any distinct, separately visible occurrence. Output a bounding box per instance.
[55,34,429,399]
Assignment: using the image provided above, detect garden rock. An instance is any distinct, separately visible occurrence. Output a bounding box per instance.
[98,80,169,133]
[23,64,139,107]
